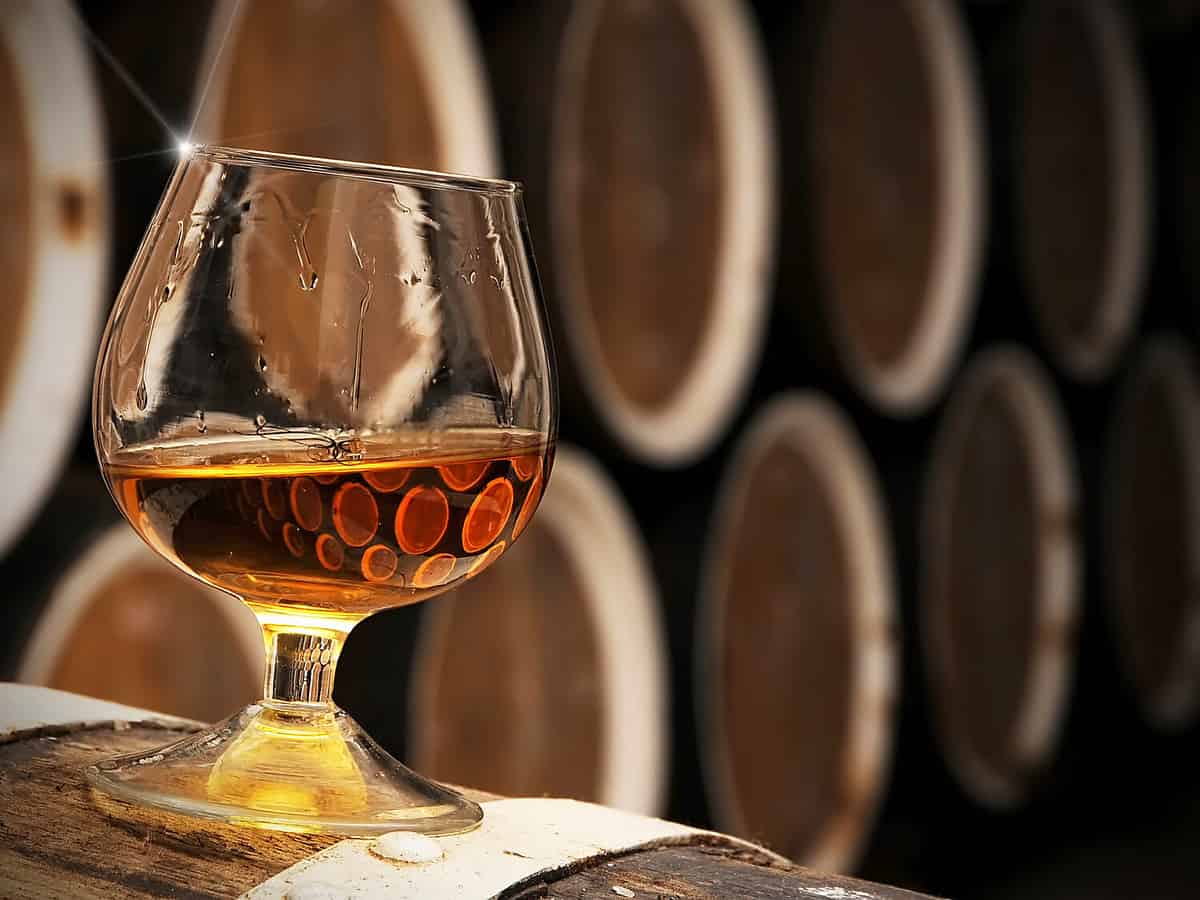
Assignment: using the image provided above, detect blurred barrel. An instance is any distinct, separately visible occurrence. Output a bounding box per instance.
[191,0,496,174]
[17,522,262,723]
[1105,336,1200,730]
[697,393,898,872]
[0,0,110,556]
[920,347,1079,809]
[494,0,775,466]
[1015,0,1150,380]
[409,445,667,815]
[776,0,984,414]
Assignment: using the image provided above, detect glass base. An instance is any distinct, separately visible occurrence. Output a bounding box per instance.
[85,703,483,836]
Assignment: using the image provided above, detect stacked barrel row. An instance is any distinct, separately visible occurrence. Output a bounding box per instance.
[3,1,1200,896]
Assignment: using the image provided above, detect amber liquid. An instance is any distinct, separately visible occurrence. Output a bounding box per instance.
[104,430,552,624]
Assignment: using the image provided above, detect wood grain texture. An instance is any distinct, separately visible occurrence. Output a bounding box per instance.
[0,33,32,409]
[0,722,934,899]
[513,844,935,900]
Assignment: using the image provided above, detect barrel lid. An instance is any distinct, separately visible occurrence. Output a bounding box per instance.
[0,2,110,558]
[551,0,775,465]
[921,347,1079,808]
[700,393,897,872]
[1106,336,1200,729]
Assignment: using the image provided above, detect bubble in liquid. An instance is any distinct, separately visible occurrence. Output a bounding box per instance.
[135,381,148,411]
[196,409,207,434]
[258,355,268,372]
[255,414,267,429]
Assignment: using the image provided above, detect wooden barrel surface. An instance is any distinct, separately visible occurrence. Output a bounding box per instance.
[18,523,262,723]
[550,0,775,465]
[1016,0,1149,379]
[806,0,983,413]
[920,347,1079,809]
[0,714,934,899]
[0,0,110,557]
[410,445,667,815]
[698,394,898,873]
[1106,336,1200,730]
[190,0,496,175]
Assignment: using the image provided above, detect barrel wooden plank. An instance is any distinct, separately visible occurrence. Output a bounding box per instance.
[0,722,934,899]
[526,846,933,900]
[1,723,339,898]
[0,722,495,899]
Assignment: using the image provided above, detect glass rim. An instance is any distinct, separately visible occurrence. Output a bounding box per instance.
[188,144,521,196]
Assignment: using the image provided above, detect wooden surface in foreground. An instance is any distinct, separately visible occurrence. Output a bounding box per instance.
[0,721,935,899]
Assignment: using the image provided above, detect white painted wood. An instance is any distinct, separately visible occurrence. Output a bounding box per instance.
[0,0,110,557]
[0,683,190,737]
[242,798,787,900]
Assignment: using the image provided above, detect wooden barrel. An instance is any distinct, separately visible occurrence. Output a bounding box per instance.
[0,0,110,556]
[546,0,775,465]
[1015,0,1150,379]
[16,522,262,723]
[190,0,496,174]
[698,393,898,873]
[794,0,984,414]
[409,445,668,815]
[0,689,935,899]
[1105,336,1200,730]
[920,346,1079,809]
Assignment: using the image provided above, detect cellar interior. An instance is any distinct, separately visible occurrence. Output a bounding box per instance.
[1,1,1199,897]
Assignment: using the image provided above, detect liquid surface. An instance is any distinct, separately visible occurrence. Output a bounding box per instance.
[104,430,552,624]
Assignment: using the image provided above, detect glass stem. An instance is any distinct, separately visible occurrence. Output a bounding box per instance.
[261,624,347,708]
